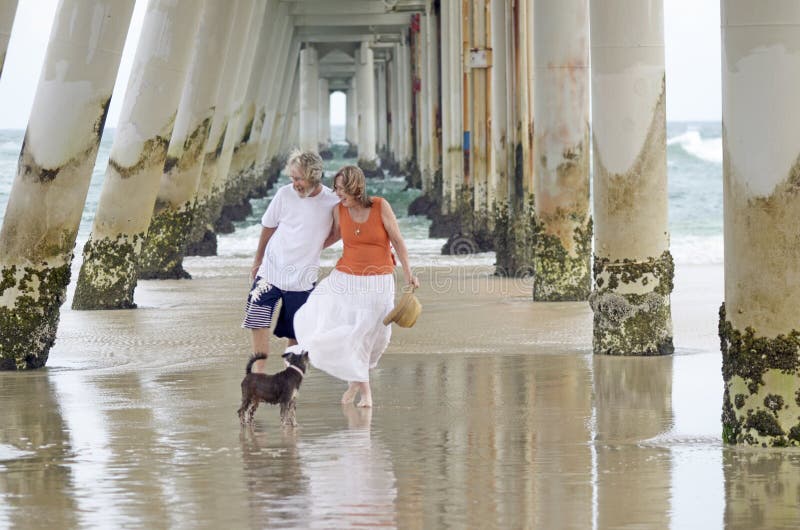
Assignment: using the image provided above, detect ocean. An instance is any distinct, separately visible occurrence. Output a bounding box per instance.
[0,122,723,273]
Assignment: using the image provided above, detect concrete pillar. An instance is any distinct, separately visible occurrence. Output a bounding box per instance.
[299,45,319,152]
[0,0,134,368]
[387,54,399,162]
[489,0,509,211]
[470,0,490,213]
[356,41,378,168]
[0,0,17,80]
[282,69,301,154]
[426,3,441,184]
[417,13,431,191]
[720,0,800,447]
[532,0,591,301]
[227,0,278,194]
[441,0,463,213]
[589,0,673,356]
[398,36,412,168]
[513,0,533,205]
[318,77,330,148]
[187,0,257,256]
[255,10,293,165]
[265,38,301,159]
[210,0,267,220]
[137,0,237,280]
[72,0,200,310]
[345,78,358,152]
[376,62,388,154]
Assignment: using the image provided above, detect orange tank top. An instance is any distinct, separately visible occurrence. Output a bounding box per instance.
[335,197,396,275]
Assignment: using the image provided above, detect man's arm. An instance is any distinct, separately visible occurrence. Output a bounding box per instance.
[251,226,277,280]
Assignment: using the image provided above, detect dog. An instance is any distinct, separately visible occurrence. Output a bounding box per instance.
[237,348,309,427]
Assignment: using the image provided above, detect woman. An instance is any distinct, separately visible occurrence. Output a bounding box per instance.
[293,165,419,407]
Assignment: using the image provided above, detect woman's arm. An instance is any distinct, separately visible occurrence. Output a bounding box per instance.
[322,206,341,248]
[380,200,419,288]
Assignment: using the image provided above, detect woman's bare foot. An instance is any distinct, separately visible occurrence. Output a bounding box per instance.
[341,382,358,404]
[356,382,372,408]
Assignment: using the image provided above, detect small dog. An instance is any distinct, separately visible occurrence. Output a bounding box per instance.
[237,348,309,427]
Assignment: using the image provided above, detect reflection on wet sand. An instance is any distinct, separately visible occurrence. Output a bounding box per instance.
[3,264,800,527]
[593,355,674,529]
[0,372,79,529]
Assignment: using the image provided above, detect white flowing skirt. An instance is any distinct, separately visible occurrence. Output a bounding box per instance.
[294,269,395,383]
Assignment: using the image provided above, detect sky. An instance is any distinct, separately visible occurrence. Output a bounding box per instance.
[0,0,721,130]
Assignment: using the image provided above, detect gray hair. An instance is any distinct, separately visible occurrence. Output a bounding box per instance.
[286,149,324,186]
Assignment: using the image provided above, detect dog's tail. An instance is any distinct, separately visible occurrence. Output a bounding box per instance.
[245,353,267,375]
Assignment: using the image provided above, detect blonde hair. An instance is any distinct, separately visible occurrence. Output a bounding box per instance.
[334,165,372,208]
[286,149,324,186]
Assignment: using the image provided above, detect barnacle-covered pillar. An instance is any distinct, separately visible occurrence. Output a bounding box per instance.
[720,1,800,446]
[0,0,17,80]
[589,0,673,356]
[345,79,358,154]
[356,40,378,171]
[187,0,257,256]
[73,0,201,310]
[318,77,331,149]
[137,1,237,280]
[0,0,133,368]
[440,0,463,213]
[532,0,591,301]
[299,45,320,152]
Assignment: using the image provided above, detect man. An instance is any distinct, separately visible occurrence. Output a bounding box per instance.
[243,150,340,372]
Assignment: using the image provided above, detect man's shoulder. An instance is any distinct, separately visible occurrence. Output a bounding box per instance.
[319,186,341,206]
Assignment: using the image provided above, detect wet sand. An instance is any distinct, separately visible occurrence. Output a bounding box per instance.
[2,263,800,528]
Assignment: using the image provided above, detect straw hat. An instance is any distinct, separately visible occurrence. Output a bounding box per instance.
[383,286,422,327]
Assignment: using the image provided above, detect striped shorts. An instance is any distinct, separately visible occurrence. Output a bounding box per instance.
[242,277,313,340]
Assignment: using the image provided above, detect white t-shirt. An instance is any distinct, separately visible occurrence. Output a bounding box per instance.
[257,183,340,291]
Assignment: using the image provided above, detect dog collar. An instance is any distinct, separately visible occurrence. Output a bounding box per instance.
[285,362,305,378]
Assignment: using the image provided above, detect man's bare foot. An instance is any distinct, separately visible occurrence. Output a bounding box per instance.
[341,382,358,404]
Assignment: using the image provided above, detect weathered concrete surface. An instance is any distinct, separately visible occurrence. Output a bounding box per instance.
[0,0,134,368]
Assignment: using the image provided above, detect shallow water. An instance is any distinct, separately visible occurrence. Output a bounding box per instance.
[2,265,799,529]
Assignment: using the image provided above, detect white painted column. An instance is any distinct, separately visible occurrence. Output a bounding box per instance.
[590,0,673,356]
[490,0,509,209]
[299,46,320,152]
[356,41,377,166]
[532,0,591,301]
[441,0,463,213]
[138,0,237,280]
[426,3,441,182]
[345,78,358,150]
[73,0,202,310]
[262,37,301,164]
[211,0,267,206]
[255,12,293,165]
[418,14,432,192]
[387,54,399,161]
[398,36,412,167]
[470,0,490,212]
[720,0,800,447]
[282,68,301,154]
[318,77,330,148]
[376,62,388,154]
[0,0,134,368]
[0,0,17,80]
[188,0,257,255]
